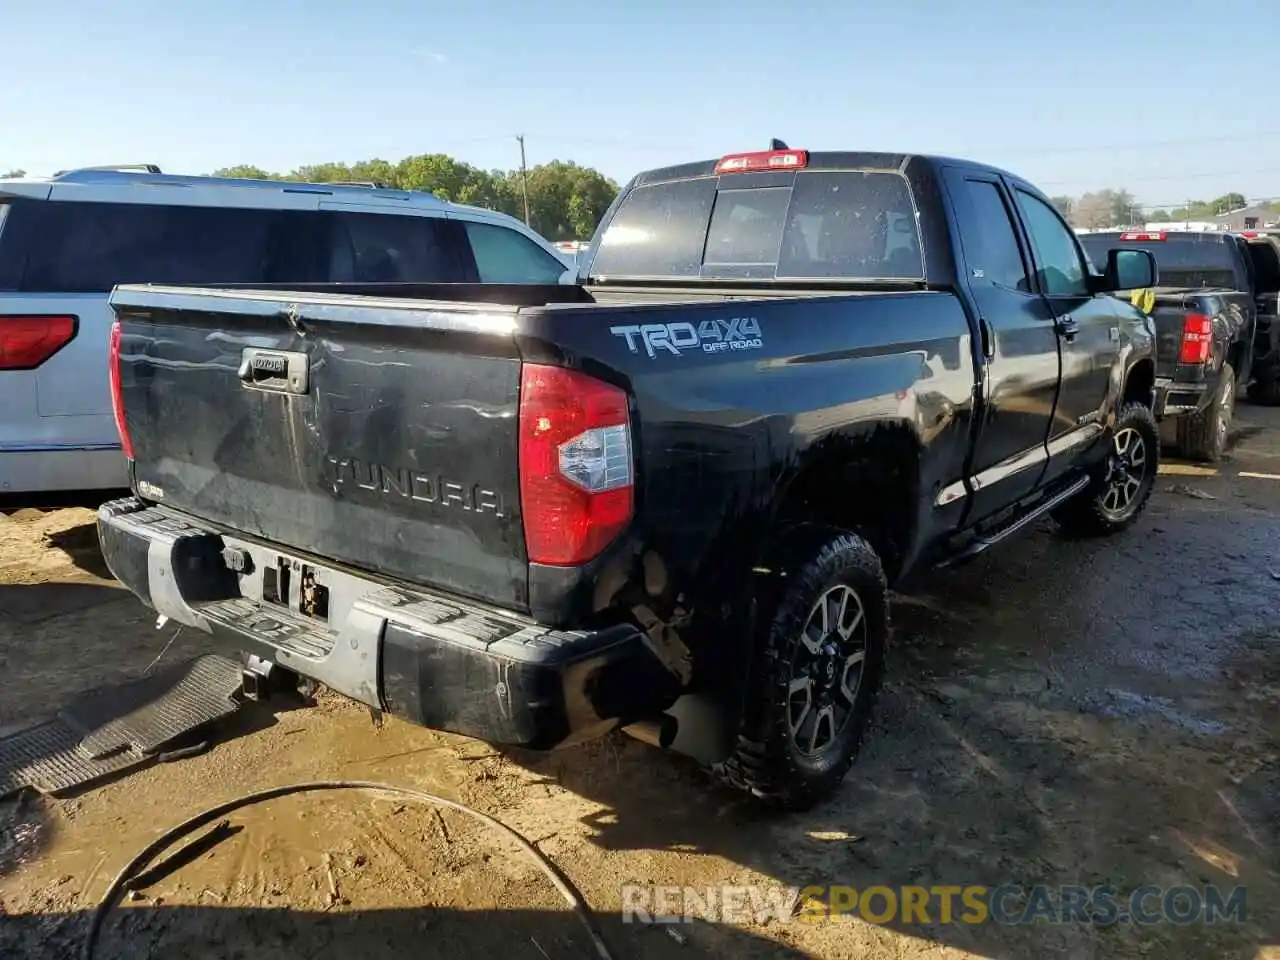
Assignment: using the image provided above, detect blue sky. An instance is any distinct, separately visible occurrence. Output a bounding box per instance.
[4,0,1278,209]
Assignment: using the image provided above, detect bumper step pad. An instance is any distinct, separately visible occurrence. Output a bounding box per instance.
[0,655,243,798]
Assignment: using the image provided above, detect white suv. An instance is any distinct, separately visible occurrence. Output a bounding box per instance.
[0,166,573,501]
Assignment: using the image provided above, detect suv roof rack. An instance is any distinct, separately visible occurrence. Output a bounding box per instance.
[53,164,163,178]
[329,180,388,189]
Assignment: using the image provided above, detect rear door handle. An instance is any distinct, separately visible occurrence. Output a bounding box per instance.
[978,317,995,359]
[1055,315,1080,341]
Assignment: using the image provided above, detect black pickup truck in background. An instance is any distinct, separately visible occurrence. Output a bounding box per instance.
[1078,230,1256,461]
[1241,232,1280,404]
[98,146,1159,809]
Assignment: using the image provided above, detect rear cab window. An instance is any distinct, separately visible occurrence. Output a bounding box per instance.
[1247,239,1280,294]
[589,169,924,282]
[1079,233,1244,290]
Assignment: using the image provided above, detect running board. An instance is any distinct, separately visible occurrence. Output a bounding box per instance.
[940,476,1091,567]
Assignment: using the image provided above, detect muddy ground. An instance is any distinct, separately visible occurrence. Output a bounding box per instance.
[1,410,1278,960]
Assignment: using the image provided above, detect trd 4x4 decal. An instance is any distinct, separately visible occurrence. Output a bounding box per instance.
[610,318,764,358]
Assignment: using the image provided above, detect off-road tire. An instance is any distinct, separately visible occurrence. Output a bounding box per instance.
[715,526,887,811]
[1246,374,1280,406]
[1052,402,1159,537]
[1177,363,1235,463]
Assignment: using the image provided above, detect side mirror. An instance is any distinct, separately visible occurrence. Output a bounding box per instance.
[1100,248,1158,292]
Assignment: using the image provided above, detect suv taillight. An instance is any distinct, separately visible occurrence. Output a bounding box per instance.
[108,320,134,461]
[0,314,76,370]
[518,364,633,566]
[1179,313,1213,365]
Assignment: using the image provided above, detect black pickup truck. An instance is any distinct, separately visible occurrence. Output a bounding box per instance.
[1241,232,1280,404]
[98,147,1159,809]
[1078,230,1256,461]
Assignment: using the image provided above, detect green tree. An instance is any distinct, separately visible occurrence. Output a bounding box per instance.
[287,161,357,183]
[1,168,25,178]
[517,161,618,240]
[212,165,272,180]
[1108,189,1139,227]
[1210,192,1246,214]
[204,151,618,242]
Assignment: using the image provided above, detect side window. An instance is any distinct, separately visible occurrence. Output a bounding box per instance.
[18,202,277,292]
[1014,190,1089,296]
[463,221,566,283]
[327,213,456,282]
[953,180,1030,292]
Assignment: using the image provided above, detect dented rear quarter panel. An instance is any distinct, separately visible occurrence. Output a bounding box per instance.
[518,289,977,623]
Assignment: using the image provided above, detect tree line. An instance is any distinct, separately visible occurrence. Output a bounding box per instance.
[212,156,619,242]
[2,156,621,243]
[1051,189,1280,229]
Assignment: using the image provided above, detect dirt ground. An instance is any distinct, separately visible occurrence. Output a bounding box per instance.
[2,410,1279,960]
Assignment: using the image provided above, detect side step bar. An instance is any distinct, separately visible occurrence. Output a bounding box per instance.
[939,475,1091,567]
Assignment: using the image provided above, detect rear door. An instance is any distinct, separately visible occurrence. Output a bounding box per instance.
[1009,185,1118,484]
[942,169,1060,522]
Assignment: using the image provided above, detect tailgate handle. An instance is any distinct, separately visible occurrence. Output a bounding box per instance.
[238,348,309,396]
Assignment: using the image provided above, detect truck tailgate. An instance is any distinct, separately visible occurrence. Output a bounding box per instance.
[1146,290,1201,369]
[108,285,528,609]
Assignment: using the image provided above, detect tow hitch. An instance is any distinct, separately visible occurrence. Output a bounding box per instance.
[240,654,302,702]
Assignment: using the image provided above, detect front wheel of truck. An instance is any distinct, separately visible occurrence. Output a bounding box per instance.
[1052,401,1160,537]
[716,527,888,811]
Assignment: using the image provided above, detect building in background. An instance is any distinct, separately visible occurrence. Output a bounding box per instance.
[1212,205,1280,232]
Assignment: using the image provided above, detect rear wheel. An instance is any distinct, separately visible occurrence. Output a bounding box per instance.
[715,527,887,810]
[1053,402,1159,537]
[1177,363,1235,463]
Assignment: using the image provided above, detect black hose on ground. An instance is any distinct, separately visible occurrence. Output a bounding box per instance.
[82,780,616,960]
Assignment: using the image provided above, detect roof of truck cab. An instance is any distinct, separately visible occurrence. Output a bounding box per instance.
[628,151,1020,187]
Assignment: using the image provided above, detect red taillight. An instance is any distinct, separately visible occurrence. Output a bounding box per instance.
[0,314,76,370]
[1239,231,1260,238]
[1179,313,1213,365]
[108,320,134,461]
[715,149,809,175]
[1119,232,1166,241]
[518,364,633,566]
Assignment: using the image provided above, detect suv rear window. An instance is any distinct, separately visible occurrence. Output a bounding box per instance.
[1079,233,1242,289]
[0,200,461,292]
[590,170,923,281]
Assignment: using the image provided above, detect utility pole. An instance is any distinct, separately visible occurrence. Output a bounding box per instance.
[516,134,531,225]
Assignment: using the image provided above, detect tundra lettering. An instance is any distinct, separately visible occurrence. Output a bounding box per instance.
[323,456,506,517]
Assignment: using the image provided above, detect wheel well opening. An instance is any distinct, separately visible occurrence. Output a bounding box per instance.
[1123,360,1156,409]
[771,431,920,582]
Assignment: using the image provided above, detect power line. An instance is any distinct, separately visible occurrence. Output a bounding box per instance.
[997,130,1280,158]
[1039,165,1280,189]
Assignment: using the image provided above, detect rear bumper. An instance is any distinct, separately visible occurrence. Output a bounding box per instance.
[0,444,128,496]
[97,497,678,750]
[1153,377,1212,418]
